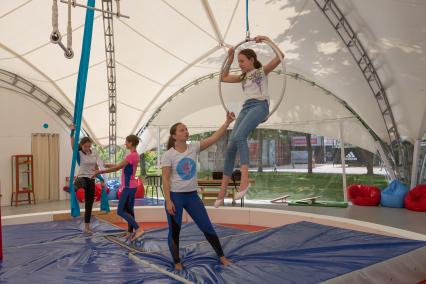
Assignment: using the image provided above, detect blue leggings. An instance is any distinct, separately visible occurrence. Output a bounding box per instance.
[166,191,224,264]
[117,187,139,231]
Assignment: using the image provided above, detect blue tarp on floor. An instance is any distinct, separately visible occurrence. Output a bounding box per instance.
[2,218,425,283]
[2,218,122,248]
[0,218,178,284]
[112,222,245,253]
[133,221,426,284]
[1,237,179,284]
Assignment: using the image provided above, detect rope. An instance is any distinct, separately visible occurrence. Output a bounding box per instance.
[129,253,194,284]
[52,0,59,33]
[115,0,121,17]
[51,0,73,58]
[67,0,72,50]
[51,0,61,43]
[106,236,194,284]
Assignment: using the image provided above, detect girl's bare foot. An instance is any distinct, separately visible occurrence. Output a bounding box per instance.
[84,224,93,235]
[123,232,132,239]
[131,228,145,241]
[219,256,232,266]
[174,263,183,270]
[214,188,227,208]
[175,262,183,270]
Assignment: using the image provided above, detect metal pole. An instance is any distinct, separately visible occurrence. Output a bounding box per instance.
[157,127,161,173]
[313,0,412,182]
[102,0,117,166]
[410,139,421,189]
[376,141,397,180]
[339,122,348,202]
[60,0,130,18]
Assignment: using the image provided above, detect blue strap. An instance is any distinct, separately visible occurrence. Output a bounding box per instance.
[245,0,249,39]
[95,174,110,212]
[76,151,81,165]
[100,186,110,212]
[69,0,96,218]
[96,174,105,182]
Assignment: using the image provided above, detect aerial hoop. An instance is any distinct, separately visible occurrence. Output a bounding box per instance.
[218,38,287,120]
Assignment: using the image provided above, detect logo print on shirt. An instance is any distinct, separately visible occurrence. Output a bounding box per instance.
[176,157,196,180]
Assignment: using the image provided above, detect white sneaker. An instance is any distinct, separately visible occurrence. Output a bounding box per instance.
[235,184,250,200]
[214,197,224,208]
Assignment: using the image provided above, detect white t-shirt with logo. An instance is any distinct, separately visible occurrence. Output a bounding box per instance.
[161,142,200,192]
[241,67,269,101]
[77,150,101,178]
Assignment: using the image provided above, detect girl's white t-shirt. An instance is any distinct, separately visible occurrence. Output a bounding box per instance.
[161,142,200,192]
[241,67,269,101]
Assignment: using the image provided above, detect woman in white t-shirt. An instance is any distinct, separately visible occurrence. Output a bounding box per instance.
[70,125,103,234]
[162,112,235,270]
[215,35,285,207]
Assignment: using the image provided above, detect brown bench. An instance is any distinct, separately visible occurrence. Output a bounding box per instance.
[197,178,255,207]
[270,194,291,204]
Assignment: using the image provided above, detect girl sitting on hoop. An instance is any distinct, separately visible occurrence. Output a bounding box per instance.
[215,35,284,207]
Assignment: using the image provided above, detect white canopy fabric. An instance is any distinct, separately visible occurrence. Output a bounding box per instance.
[1,0,425,149]
[140,72,376,153]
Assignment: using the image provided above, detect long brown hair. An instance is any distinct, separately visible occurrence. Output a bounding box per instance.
[78,137,92,152]
[167,122,183,150]
[239,48,262,80]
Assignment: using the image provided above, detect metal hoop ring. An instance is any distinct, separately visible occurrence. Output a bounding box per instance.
[218,38,286,120]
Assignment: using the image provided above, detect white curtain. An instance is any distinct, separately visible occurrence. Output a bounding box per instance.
[31,133,59,201]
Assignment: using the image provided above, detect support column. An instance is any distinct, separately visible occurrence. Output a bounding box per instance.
[410,139,421,189]
[157,126,161,172]
[339,122,348,202]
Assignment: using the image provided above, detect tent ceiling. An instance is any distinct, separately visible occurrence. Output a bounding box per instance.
[0,0,425,146]
[139,73,376,152]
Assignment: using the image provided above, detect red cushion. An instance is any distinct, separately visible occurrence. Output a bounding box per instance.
[117,182,145,200]
[76,188,85,203]
[117,187,123,199]
[135,178,145,199]
[404,184,426,212]
[347,184,381,206]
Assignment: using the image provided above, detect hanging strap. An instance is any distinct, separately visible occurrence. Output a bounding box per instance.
[97,155,110,212]
[69,0,96,217]
[51,0,61,43]
[52,0,59,34]
[67,0,73,51]
[97,174,110,212]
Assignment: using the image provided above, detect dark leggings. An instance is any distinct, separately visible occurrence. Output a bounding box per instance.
[125,194,136,233]
[81,177,95,223]
[117,187,139,231]
[166,191,224,264]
